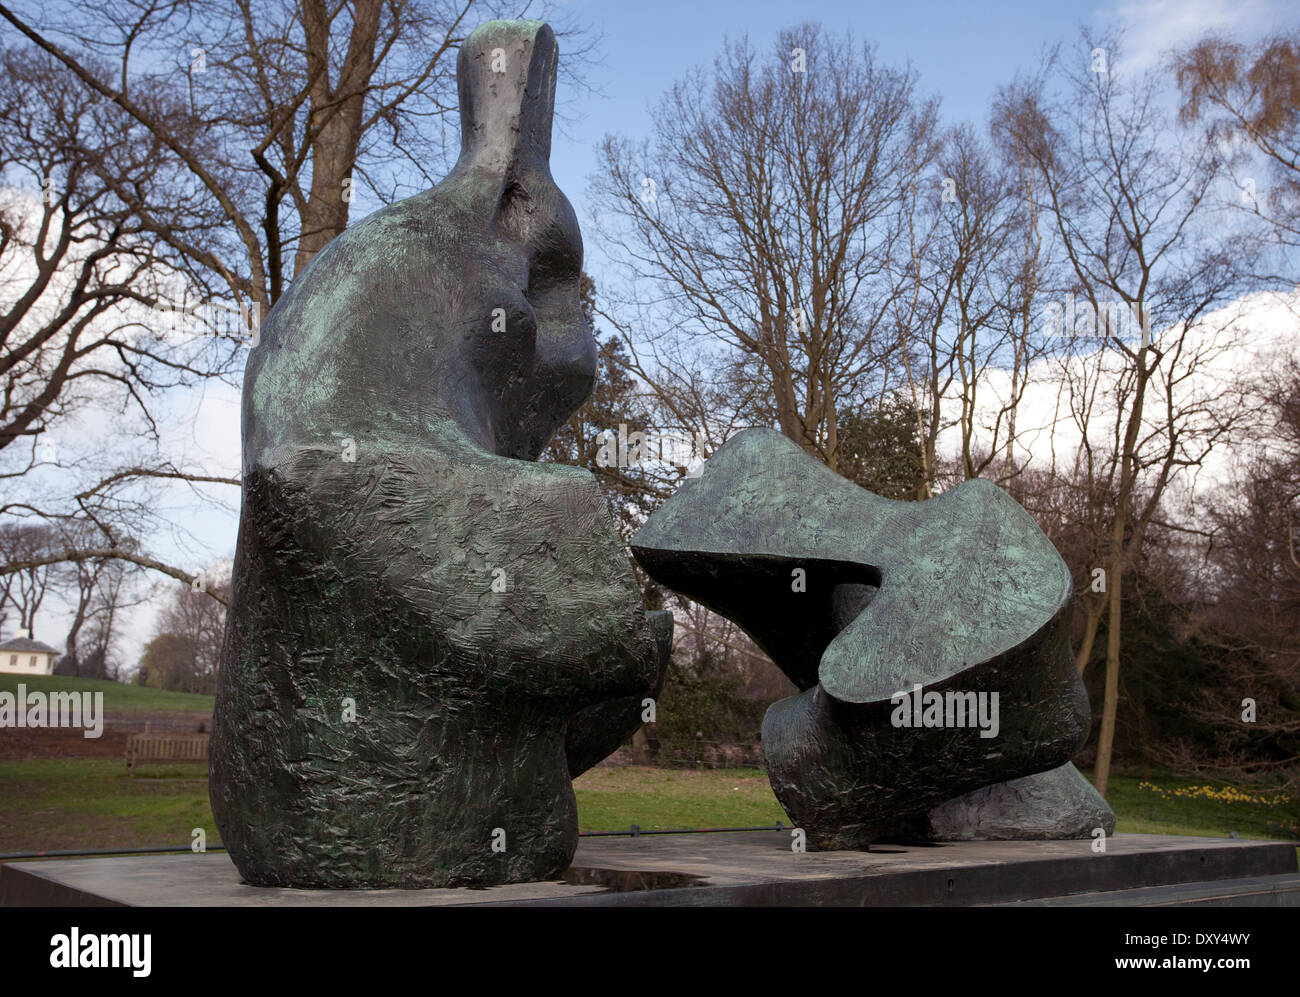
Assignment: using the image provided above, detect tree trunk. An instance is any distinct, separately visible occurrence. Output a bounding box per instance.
[62,603,87,676]
[293,1,382,277]
[1075,600,1103,674]
[824,375,839,472]
[1093,555,1124,796]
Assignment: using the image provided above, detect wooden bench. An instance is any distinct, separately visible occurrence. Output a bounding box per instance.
[125,732,210,774]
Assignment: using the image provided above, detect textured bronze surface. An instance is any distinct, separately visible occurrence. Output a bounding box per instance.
[633,429,1111,848]
[211,20,669,888]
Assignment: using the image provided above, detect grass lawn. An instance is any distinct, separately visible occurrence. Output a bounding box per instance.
[574,766,787,831]
[1110,773,1299,840]
[0,759,215,853]
[0,761,1295,856]
[0,673,214,713]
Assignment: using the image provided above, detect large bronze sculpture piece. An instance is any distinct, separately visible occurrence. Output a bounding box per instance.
[211,20,670,888]
[632,430,1114,848]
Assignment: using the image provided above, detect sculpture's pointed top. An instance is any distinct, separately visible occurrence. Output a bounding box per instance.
[456,20,557,176]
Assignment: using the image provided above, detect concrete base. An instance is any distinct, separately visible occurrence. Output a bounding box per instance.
[3,833,1297,906]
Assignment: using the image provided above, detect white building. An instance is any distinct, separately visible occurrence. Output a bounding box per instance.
[0,630,60,675]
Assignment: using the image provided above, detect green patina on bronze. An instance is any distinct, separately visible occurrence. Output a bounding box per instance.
[211,20,670,889]
[633,429,1112,849]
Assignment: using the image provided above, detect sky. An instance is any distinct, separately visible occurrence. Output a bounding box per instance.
[13,0,1299,668]
[543,0,1297,235]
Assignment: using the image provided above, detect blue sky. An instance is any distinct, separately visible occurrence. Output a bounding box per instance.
[547,0,1075,232]
[541,0,1297,273]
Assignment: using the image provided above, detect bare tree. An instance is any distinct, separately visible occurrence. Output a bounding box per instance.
[71,555,144,680]
[140,577,228,692]
[996,31,1259,793]
[0,44,235,463]
[1,1,594,603]
[1176,29,1300,282]
[54,550,145,677]
[0,40,243,603]
[1185,357,1300,782]
[589,22,938,468]
[889,121,1054,496]
[0,521,56,633]
[1,0,592,312]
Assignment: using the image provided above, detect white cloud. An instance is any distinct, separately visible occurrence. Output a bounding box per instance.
[1101,0,1296,73]
[937,289,1300,520]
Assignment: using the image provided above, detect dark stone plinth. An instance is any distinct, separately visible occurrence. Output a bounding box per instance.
[992,873,1300,907]
[3,834,1294,907]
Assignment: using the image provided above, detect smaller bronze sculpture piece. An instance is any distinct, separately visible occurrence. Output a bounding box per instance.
[633,428,1113,848]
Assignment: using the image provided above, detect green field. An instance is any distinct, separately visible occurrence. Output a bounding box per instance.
[0,760,1295,856]
[573,766,787,831]
[1109,775,1299,840]
[0,759,216,853]
[0,673,215,713]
